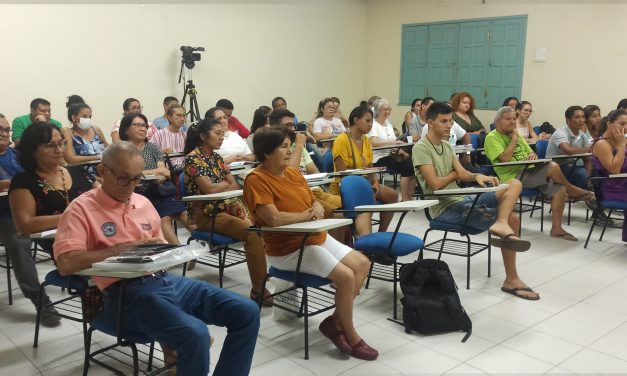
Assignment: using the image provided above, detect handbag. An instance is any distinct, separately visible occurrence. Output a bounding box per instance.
[153,180,178,197]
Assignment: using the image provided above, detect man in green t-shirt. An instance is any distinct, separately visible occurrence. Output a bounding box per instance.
[11,98,62,145]
[484,106,594,242]
[413,102,538,300]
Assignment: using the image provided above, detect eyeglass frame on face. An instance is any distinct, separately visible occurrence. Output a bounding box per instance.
[42,140,68,151]
[131,122,149,129]
[128,105,143,112]
[102,164,146,186]
[0,127,11,135]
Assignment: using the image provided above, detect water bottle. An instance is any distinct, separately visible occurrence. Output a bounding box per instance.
[449,133,457,145]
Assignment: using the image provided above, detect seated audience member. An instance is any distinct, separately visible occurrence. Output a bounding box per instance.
[515,101,549,141]
[62,102,108,195]
[65,95,85,109]
[205,107,255,163]
[546,106,592,190]
[12,98,62,146]
[216,98,250,139]
[269,109,341,222]
[416,96,435,130]
[111,98,157,143]
[0,116,58,326]
[150,105,187,174]
[591,110,627,241]
[332,105,398,235]
[584,104,602,139]
[616,98,627,111]
[9,122,82,325]
[485,106,594,241]
[244,126,377,360]
[53,142,259,376]
[118,113,190,245]
[404,98,422,141]
[182,119,269,303]
[247,105,272,151]
[272,97,323,170]
[330,96,349,128]
[312,98,346,152]
[413,102,538,300]
[153,96,180,130]
[503,97,519,109]
[369,98,416,201]
[420,100,471,150]
[451,92,484,134]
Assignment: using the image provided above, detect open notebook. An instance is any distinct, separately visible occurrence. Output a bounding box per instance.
[105,244,180,263]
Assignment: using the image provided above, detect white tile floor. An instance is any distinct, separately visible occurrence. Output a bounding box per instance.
[0,201,626,375]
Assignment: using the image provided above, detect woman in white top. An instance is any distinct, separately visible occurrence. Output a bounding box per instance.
[312,98,346,153]
[369,98,416,201]
[515,101,549,142]
[205,107,255,164]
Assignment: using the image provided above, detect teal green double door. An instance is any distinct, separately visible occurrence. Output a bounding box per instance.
[400,16,527,109]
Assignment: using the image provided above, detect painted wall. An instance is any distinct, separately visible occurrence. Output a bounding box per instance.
[365,0,627,129]
[0,2,367,136]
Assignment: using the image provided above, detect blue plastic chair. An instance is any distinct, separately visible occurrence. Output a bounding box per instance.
[533,126,542,136]
[535,139,549,159]
[339,176,424,319]
[178,174,245,287]
[585,176,627,248]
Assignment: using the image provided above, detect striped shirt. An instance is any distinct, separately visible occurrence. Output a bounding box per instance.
[150,127,187,167]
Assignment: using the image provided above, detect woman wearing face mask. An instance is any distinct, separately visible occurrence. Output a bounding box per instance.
[61,103,108,164]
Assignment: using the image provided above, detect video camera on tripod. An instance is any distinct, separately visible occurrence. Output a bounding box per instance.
[178,45,205,123]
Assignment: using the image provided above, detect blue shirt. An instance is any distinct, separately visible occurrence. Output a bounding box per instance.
[153,116,189,131]
[0,147,23,215]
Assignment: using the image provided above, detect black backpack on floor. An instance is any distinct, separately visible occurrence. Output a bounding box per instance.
[399,259,472,342]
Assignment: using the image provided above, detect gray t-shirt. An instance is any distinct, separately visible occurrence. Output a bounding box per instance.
[546,125,587,165]
[412,139,464,218]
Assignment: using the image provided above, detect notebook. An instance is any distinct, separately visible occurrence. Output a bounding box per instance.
[105,244,180,263]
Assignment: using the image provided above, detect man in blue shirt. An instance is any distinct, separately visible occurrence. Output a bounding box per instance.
[0,114,59,327]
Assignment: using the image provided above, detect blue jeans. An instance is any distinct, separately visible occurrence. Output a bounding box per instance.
[101,273,260,376]
[436,193,498,232]
[306,142,324,171]
[560,163,589,190]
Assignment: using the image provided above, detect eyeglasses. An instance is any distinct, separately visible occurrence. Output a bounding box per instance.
[103,165,146,186]
[43,140,67,151]
[128,106,143,112]
[0,128,11,135]
[131,122,149,129]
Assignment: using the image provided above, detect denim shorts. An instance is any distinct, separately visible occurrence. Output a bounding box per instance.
[436,192,498,232]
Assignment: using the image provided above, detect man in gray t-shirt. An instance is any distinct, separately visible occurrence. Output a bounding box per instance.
[546,106,592,190]
[413,103,539,300]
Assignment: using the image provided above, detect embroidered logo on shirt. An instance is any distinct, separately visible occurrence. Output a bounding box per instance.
[140,223,152,231]
[101,222,117,237]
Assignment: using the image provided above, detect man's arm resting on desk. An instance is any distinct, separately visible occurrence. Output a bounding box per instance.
[55,237,162,276]
[559,142,591,155]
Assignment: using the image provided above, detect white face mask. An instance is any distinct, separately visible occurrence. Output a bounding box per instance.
[77,117,92,130]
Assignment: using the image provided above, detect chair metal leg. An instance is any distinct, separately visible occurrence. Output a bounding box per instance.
[487,233,492,278]
[530,196,538,218]
[518,197,523,235]
[599,209,612,241]
[465,235,471,289]
[146,342,155,372]
[393,262,398,320]
[5,251,12,305]
[585,208,600,248]
[33,283,46,348]
[130,343,140,376]
[364,261,374,289]
[567,200,572,225]
[437,231,448,260]
[302,288,309,360]
[218,249,225,288]
[82,328,94,376]
[540,195,545,232]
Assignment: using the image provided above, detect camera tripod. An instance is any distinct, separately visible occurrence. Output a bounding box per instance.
[178,59,202,123]
[181,80,201,123]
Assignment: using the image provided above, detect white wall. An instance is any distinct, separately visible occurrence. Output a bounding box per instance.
[365,0,627,129]
[0,2,367,136]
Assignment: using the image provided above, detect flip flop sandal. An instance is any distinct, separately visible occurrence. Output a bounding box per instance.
[550,232,578,241]
[501,286,540,301]
[490,233,531,252]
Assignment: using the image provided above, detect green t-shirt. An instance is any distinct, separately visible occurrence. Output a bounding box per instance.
[291,143,313,171]
[412,139,464,218]
[11,114,62,141]
[484,130,533,182]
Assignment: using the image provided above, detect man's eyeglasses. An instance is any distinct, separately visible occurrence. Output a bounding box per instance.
[131,122,149,129]
[0,128,11,135]
[43,140,67,151]
[103,165,146,186]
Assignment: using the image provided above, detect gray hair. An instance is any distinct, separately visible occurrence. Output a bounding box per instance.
[373,98,390,117]
[101,141,142,167]
[0,113,5,119]
[493,106,516,125]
